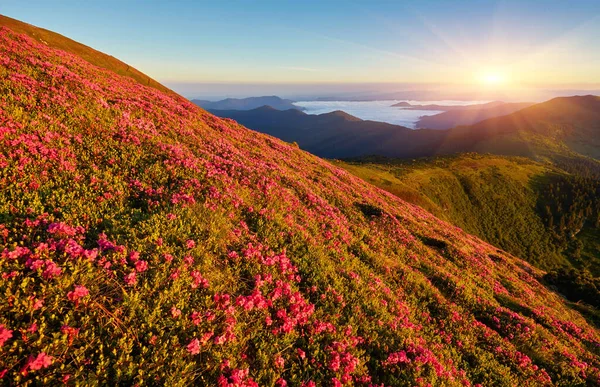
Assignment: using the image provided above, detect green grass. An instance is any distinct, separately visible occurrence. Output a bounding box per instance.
[335,153,600,271]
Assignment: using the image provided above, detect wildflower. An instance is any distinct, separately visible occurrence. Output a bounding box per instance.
[201,332,214,344]
[0,325,12,346]
[383,351,411,367]
[129,251,140,262]
[274,355,285,368]
[30,297,43,311]
[135,260,148,272]
[170,269,180,280]
[61,325,80,345]
[187,338,201,355]
[186,239,196,249]
[191,271,209,289]
[24,352,53,372]
[67,285,89,303]
[47,222,81,238]
[297,348,306,359]
[124,271,137,286]
[184,255,194,266]
[190,311,202,325]
[171,307,182,318]
[42,260,62,279]
[214,335,227,345]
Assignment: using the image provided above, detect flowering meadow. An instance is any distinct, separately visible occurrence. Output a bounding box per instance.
[0,24,599,386]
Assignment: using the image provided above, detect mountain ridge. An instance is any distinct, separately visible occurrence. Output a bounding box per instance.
[193,96,303,111]
[0,14,171,95]
[211,95,600,161]
[416,102,535,129]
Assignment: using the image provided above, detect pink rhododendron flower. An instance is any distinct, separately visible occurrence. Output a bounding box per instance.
[201,332,214,345]
[190,271,209,289]
[30,297,44,311]
[27,323,38,333]
[187,338,201,355]
[213,335,227,345]
[42,260,62,279]
[24,352,53,372]
[170,307,181,318]
[47,222,83,238]
[274,355,285,368]
[129,251,140,262]
[384,350,410,365]
[184,255,194,266]
[0,325,12,347]
[124,271,137,286]
[135,260,148,272]
[67,285,89,303]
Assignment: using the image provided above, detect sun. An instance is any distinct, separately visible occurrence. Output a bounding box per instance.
[478,71,508,86]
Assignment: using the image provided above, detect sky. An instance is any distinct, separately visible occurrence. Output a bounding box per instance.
[2,0,600,99]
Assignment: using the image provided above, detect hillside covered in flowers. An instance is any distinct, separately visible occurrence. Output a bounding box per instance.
[1,21,599,386]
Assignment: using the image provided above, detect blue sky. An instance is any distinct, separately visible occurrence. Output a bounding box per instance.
[2,0,599,98]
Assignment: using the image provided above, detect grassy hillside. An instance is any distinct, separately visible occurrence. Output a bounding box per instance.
[1,23,600,386]
[336,154,600,273]
[0,14,171,95]
[440,96,600,160]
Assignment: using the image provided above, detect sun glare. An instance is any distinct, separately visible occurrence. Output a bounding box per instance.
[479,71,508,86]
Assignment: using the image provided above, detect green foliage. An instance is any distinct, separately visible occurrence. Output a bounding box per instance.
[336,154,569,270]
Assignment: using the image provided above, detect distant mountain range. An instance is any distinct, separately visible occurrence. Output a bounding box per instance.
[192,96,302,111]
[415,102,534,129]
[208,106,424,158]
[391,101,507,111]
[210,95,600,160]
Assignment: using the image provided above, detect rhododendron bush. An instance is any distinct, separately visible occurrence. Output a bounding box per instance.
[0,25,599,386]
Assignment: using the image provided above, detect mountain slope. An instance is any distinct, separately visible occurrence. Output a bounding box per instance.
[416,102,534,129]
[1,23,599,386]
[0,14,171,94]
[193,96,303,111]
[335,154,600,273]
[437,96,600,159]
